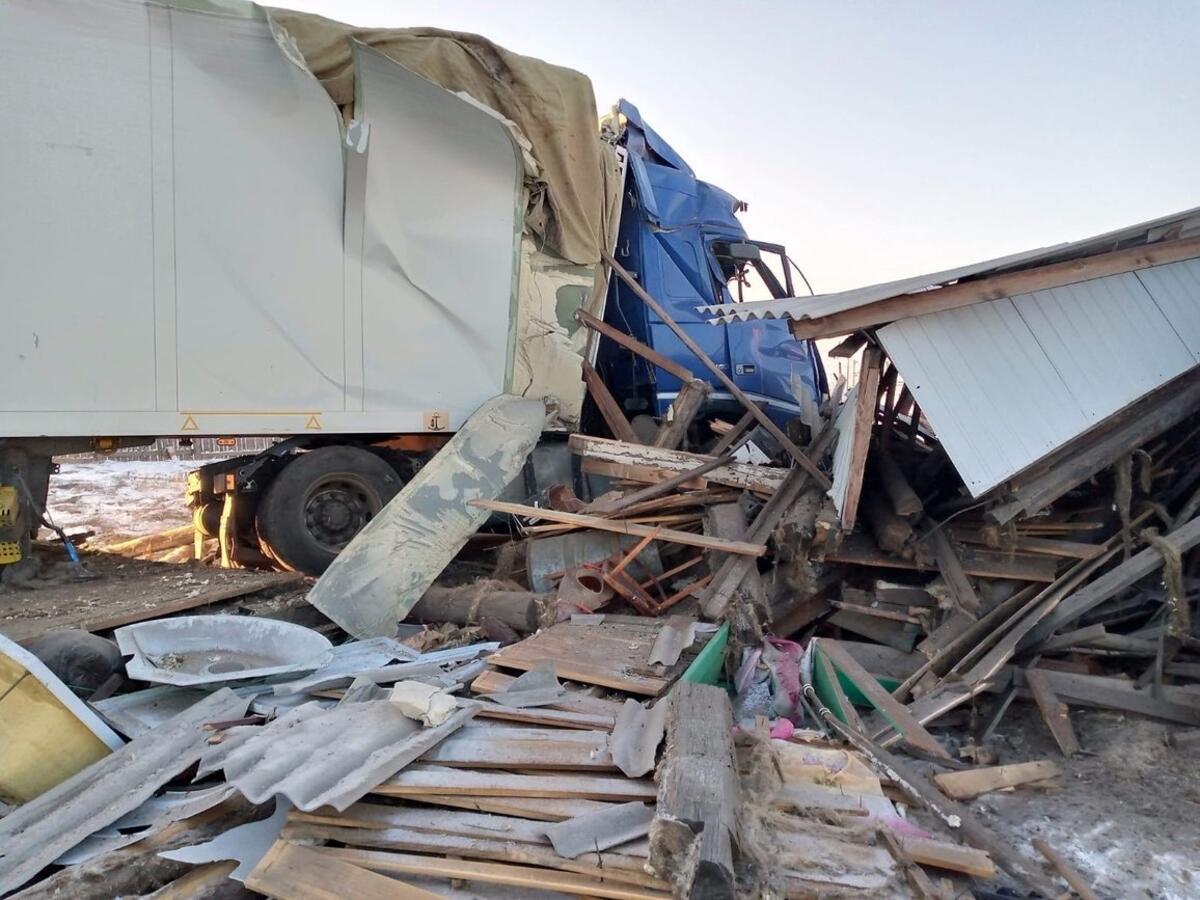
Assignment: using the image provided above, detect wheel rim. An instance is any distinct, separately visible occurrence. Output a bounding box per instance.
[302,474,381,553]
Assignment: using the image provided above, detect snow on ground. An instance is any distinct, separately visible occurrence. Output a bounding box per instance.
[44,459,205,545]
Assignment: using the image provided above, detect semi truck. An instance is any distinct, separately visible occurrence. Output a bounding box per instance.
[0,0,825,578]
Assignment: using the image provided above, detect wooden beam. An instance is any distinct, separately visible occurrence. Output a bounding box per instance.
[788,237,1200,340]
[324,847,671,900]
[838,347,883,531]
[653,379,711,450]
[582,361,639,444]
[932,760,1061,801]
[1032,838,1101,900]
[650,682,737,899]
[585,455,734,516]
[817,639,951,760]
[576,309,694,383]
[246,841,442,900]
[604,252,832,489]
[826,534,1060,583]
[1023,667,1081,756]
[471,500,766,557]
[875,448,923,516]
[570,433,787,494]
[828,332,869,358]
[929,530,982,617]
[709,407,756,455]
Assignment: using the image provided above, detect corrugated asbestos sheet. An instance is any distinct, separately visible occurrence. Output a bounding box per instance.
[700,206,1200,324]
[878,258,1200,496]
[826,386,861,517]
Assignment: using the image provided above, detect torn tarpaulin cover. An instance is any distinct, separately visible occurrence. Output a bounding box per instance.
[307,394,547,638]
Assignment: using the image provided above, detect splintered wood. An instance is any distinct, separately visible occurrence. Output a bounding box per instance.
[483,618,707,697]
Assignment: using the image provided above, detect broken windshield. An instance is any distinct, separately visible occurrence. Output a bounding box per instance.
[710,240,793,302]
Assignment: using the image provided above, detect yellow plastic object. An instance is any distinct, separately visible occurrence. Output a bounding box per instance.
[0,643,119,804]
[0,485,21,564]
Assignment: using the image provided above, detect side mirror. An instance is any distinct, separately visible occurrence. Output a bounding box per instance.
[726,241,761,262]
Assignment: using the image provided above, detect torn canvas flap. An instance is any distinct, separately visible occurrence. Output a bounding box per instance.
[307,394,548,638]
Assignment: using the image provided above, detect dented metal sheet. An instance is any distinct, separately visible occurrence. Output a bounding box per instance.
[200,700,477,812]
[308,394,547,637]
[116,615,333,686]
[0,689,248,896]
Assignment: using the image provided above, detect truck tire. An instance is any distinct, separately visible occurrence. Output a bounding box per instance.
[256,445,403,575]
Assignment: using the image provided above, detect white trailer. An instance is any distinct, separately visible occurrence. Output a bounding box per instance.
[0,0,613,574]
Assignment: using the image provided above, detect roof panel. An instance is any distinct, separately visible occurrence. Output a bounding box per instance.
[1136,258,1200,359]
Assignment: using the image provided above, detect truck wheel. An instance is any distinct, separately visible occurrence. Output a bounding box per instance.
[256,446,403,575]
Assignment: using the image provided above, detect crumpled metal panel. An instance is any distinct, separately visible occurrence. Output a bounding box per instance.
[115,615,333,686]
[199,700,477,812]
[308,394,546,638]
[0,689,248,896]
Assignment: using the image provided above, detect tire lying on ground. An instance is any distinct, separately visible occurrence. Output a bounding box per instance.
[256,445,403,576]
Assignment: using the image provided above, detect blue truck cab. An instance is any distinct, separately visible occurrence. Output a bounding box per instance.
[597,101,827,435]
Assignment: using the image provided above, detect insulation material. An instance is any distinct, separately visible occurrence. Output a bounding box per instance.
[267,8,614,267]
[307,394,547,638]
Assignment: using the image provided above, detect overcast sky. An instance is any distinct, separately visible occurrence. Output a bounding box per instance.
[278,0,1199,293]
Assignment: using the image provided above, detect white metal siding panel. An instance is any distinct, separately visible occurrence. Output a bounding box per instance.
[879,300,1091,495]
[0,0,158,413]
[355,46,519,421]
[1009,272,1194,422]
[1135,258,1200,358]
[171,9,347,413]
[880,268,1200,497]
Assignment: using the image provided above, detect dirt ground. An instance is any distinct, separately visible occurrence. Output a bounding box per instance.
[909,701,1200,899]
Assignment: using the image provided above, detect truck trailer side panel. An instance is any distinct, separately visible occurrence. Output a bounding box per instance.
[0,0,522,438]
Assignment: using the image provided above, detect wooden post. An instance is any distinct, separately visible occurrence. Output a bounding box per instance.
[654,379,711,450]
[839,347,883,531]
[1024,667,1081,756]
[581,361,640,445]
[604,252,832,490]
[649,682,737,899]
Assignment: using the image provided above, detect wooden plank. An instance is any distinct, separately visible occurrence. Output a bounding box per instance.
[587,454,734,516]
[570,433,787,494]
[286,823,660,889]
[324,847,672,900]
[817,639,951,760]
[826,534,1059,582]
[709,407,756,455]
[101,524,195,557]
[471,499,766,558]
[374,765,657,802]
[1023,668,1081,756]
[653,378,710,450]
[582,360,640,444]
[788,236,1200,340]
[420,727,615,771]
[878,830,943,899]
[475,703,615,731]
[1029,513,1200,642]
[605,251,832,488]
[483,620,693,696]
[929,530,981,617]
[650,682,737,900]
[828,332,869,358]
[1032,838,1101,900]
[406,793,613,823]
[245,840,443,900]
[933,760,1061,801]
[839,346,882,531]
[576,308,694,384]
[900,836,996,879]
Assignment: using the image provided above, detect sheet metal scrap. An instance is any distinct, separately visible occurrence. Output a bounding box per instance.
[308,394,548,638]
[198,700,478,812]
[0,689,249,896]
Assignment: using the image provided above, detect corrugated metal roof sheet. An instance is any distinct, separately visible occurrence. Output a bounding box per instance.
[701,205,1200,324]
[878,258,1200,496]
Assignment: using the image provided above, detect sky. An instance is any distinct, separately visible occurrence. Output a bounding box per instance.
[278,0,1200,294]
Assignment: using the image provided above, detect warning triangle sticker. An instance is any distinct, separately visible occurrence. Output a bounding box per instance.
[181,414,199,431]
[304,415,322,430]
